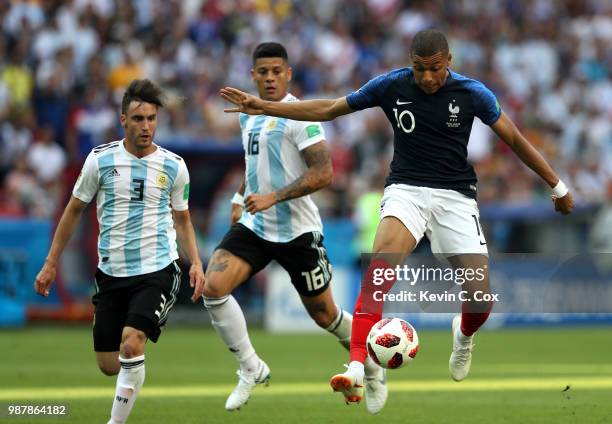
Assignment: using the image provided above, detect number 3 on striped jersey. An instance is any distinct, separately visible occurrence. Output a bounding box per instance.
[131,178,145,201]
[154,294,167,319]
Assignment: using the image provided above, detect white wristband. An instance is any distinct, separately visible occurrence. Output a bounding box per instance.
[231,192,245,206]
[552,180,568,198]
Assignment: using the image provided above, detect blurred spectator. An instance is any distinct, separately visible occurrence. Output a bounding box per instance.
[3,155,50,218]
[34,45,75,145]
[27,125,67,185]
[27,125,67,217]
[2,47,33,110]
[66,85,115,161]
[0,110,34,181]
[0,0,609,220]
[32,11,68,61]
[69,12,101,77]
[2,0,44,36]
[353,165,387,259]
[108,44,144,93]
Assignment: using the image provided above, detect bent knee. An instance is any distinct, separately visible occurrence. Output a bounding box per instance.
[308,309,336,329]
[120,331,147,358]
[97,361,120,376]
[202,280,231,298]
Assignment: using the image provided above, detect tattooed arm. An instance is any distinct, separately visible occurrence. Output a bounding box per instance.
[243,141,333,214]
[275,141,333,201]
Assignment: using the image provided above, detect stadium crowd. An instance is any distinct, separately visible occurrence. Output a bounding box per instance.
[0,0,610,220]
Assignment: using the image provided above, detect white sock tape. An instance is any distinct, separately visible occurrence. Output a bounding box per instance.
[552,180,568,198]
[231,192,245,206]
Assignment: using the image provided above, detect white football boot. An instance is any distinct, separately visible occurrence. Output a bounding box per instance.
[449,315,474,382]
[330,364,365,404]
[364,357,388,414]
[225,359,271,411]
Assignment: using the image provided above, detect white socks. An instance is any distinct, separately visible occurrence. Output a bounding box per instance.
[107,355,145,424]
[325,305,379,376]
[326,304,352,350]
[204,295,260,373]
[456,327,473,345]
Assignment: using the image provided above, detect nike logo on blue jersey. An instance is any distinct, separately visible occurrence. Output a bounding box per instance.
[396,99,412,105]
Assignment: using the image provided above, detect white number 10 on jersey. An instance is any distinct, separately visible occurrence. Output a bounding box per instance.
[393,107,416,133]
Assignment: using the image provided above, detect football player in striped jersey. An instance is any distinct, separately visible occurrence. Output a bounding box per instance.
[196,43,386,413]
[35,79,205,424]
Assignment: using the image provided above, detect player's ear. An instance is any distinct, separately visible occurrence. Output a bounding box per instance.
[120,114,127,128]
[287,66,293,82]
[446,52,452,67]
[250,68,255,81]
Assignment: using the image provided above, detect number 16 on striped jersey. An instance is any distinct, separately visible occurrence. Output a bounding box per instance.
[302,266,326,292]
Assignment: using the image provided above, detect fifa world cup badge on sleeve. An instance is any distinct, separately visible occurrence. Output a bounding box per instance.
[306,125,321,138]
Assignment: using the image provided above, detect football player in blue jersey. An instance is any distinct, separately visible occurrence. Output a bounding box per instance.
[35,79,205,424]
[220,29,574,409]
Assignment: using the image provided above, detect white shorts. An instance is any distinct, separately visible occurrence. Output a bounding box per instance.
[380,184,488,256]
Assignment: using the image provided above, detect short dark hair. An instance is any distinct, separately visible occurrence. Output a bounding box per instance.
[121,79,165,115]
[252,42,288,64]
[410,29,449,57]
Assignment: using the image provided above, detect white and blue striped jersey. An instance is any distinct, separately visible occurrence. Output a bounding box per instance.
[239,93,326,243]
[73,140,190,277]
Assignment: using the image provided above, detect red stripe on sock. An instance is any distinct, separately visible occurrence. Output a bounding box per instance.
[349,293,380,363]
[350,258,396,363]
[460,301,494,337]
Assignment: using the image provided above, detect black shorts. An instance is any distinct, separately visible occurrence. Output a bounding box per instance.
[216,223,332,297]
[92,261,182,352]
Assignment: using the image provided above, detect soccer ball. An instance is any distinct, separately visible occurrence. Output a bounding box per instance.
[367,318,419,369]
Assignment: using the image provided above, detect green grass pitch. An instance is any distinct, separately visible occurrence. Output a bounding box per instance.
[1,325,611,423]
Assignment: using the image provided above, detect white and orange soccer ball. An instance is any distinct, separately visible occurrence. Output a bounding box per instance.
[367,318,420,369]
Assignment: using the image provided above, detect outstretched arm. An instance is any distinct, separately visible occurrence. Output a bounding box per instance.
[244,141,333,214]
[490,111,574,214]
[173,209,205,302]
[34,196,88,296]
[220,87,354,121]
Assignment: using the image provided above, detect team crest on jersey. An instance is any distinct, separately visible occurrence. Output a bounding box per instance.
[156,173,168,188]
[447,99,461,128]
[266,119,277,130]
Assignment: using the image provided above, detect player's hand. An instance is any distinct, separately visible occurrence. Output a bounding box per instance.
[189,262,206,303]
[220,87,266,115]
[245,193,277,214]
[34,261,56,297]
[230,203,243,225]
[552,191,574,215]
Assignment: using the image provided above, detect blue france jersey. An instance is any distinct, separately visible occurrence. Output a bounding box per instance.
[346,68,501,198]
[73,140,190,277]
